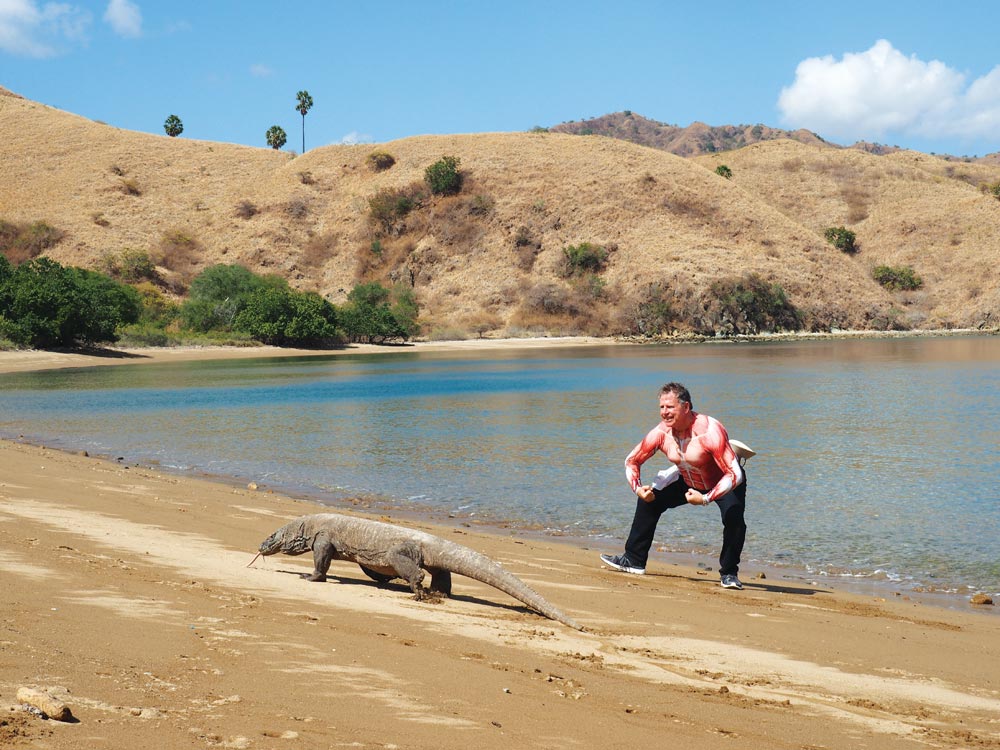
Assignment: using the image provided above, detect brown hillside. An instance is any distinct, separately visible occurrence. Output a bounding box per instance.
[2,92,999,336]
[550,112,830,156]
[695,141,1000,328]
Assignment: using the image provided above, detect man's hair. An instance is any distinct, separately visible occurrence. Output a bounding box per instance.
[659,382,692,408]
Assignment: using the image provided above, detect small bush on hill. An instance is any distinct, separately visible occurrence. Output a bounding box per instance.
[715,165,733,179]
[872,265,923,291]
[621,283,678,336]
[708,273,801,334]
[824,226,858,254]
[284,198,309,219]
[365,150,396,171]
[119,178,142,196]
[368,184,423,236]
[561,242,608,277]
[235,200,258,219]
[469,194,495,216]
[157,229,202,278]
[425,156,462,196]
[0,219,66,264]
[522,282,576,316]
[514,226,541,270]
[979,181,1000,200]
[101,248,156,282]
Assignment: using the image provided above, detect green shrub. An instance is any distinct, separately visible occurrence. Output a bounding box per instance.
[872,265,922,291]
[133,282,179,327]
[157,229,203,279]
[824,226,858,254]
[186,263,267,304]
[424,155,462,196]
[339,282,419,343]
[561,242,608,276]
[0,257,140,347]
[715,164,733,179]
[233,287,340,346]
[709,273,801,334]
[180,263,274,331]
[365,150,396,171]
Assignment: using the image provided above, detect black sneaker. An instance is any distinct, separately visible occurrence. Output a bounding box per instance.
[600,553,645,575]
[720,574,743,590]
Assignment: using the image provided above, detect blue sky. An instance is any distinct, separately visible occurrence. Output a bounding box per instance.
[3,1,1000,157]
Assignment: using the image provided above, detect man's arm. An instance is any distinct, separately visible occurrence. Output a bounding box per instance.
[698,418,743,503]
[625,426,666,493]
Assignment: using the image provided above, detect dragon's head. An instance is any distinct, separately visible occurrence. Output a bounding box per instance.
[259,519,311,556]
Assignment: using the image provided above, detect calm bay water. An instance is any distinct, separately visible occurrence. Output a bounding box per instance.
[2,336,999,607]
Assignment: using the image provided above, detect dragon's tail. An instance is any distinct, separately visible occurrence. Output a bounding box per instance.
[429,543,584,631]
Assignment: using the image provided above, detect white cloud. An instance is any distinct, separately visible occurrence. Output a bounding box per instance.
[0,0,90,57]
[337,131,373,145]
[249,63,273,78]
[778,40,1000,147]
[103,0,140,38]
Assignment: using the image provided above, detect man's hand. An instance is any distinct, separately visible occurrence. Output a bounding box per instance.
[636,485,655,502]
[685,488,709,506]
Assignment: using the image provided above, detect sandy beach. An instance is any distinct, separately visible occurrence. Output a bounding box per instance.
[2,343,999,749]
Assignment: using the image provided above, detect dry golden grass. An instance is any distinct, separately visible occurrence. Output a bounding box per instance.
[3,89,1000,335]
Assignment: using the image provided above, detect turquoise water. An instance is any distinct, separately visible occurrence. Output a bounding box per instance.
[2,336,999,605]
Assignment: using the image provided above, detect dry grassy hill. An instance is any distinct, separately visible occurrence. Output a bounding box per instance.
[550,112,831,156]
[2,87,1000,337]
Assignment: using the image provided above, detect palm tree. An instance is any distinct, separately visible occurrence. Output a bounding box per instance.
[295,90,313,153]
[163,114,183,137]
[266,125,287,150]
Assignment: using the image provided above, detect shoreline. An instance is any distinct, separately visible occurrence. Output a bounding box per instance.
[0,326,996,374]
[1,438,999,748]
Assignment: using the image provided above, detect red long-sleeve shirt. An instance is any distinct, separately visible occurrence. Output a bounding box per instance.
[625,413,743,503]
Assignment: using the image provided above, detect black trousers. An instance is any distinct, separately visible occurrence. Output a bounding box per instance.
[624,475,747,575]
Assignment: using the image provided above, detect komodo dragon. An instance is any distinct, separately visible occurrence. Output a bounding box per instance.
[257,513,584,631]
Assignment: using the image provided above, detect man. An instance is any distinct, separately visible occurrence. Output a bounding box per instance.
[600,382,749,589]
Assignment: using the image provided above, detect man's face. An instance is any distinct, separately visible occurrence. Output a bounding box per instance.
[659,391,690,429]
